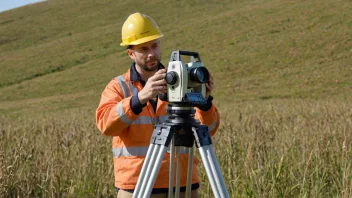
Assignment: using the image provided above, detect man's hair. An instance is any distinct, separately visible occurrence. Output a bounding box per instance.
[126,39,161,50]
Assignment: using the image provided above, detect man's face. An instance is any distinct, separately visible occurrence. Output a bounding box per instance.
[128,40,161,72]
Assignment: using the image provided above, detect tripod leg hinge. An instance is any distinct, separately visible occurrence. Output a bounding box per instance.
[150,125,174,146]
[192,125,212,147]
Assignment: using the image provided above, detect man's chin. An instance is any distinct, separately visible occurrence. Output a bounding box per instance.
[143,64,158,72]
[145,61,159,71]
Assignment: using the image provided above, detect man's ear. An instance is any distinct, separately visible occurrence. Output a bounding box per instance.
[127,49,135,61]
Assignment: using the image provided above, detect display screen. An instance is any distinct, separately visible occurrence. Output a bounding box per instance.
[184,93,207,105]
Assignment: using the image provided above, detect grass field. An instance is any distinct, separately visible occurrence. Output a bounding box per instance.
[1,0,351,197]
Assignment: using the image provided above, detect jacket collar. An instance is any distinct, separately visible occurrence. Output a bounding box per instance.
[130,62,166,82]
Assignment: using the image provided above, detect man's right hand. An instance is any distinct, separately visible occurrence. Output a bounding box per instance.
[138,69,167,105]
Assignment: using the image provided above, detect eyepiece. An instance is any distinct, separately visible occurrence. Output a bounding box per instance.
[189,67,209,84]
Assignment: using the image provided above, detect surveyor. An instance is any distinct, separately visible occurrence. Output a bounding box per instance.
[96,12,220,198]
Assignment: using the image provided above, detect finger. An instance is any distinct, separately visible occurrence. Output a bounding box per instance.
[150,73,166,81]
[150,69,166,77]
[151,83,167,91]
[153,78,167,86]
[208,72,213,79]
[155,85,167,94]
[210,76,214,84]
[160,85,168,93]
[156,69,167,74]
[206,83,210,90]
[206,83,213,91]
[208,77,213,84]
[207,79,213,86]
[161,84,168,89]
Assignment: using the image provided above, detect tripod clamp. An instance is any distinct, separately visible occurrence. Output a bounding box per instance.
[150,124,212,149]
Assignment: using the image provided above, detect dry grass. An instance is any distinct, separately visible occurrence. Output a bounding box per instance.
[1,0,352,197]
[200,99,352,197]
[1,99,351,197]
[0,109,114,197]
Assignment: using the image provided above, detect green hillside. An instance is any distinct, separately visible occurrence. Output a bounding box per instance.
[1,0,352,197]
[1,0,351,116]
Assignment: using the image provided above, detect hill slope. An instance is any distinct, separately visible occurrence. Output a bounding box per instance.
[1,1,352,197]
[0,0,351,116]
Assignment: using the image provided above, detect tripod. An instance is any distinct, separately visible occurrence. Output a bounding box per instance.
[133,103,229,198]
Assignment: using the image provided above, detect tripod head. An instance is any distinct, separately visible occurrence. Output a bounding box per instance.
[165,103,199,125]
[162,103,201,147]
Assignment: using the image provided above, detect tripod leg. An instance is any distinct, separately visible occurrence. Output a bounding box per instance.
[142,144,168,198]
[134,124,174,198]
[134,144,156,196]
[186,146,194,198]
[208,145,229,196]
[175,147,181,198]
[193,126,230,198]
[168,137,175,198]
[133,144,167,198]
[134,144,161,198]
[198,146,221,198]
[198,145,229,198]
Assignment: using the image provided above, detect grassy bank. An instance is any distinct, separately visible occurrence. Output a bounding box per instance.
[1,99,351,197]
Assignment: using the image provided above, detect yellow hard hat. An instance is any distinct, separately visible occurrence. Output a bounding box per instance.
[120,12,163,46]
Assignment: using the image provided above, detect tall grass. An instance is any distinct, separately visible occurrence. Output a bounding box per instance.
[0,109,114,197]
[200,99,352,197]
[1,99,351,197]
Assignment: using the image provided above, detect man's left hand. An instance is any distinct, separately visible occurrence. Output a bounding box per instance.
[205,73,214,99]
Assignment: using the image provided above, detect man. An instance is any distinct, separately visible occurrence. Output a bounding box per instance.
[96,12,220,198]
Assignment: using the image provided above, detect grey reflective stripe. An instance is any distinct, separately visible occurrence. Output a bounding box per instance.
[112,146,149,157]
[116,75,145,125]
[116,75,130,98]
[113,146,190,157]
[208,120,218,132]
[116,102,134,125]
[156,115,168,124]
[116,105,155,125]
[132,116,153,125]
[116,75,139,98]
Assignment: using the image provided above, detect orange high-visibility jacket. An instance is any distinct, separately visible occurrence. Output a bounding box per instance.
[96,66,220,190]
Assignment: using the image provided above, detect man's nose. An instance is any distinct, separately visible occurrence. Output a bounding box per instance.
[148,48,157,58]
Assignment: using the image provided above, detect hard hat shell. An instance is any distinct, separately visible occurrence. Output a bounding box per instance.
[120,12,163,46]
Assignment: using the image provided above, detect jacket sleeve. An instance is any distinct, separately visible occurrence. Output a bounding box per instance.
[195,103,220,136]
[96,78,138,136]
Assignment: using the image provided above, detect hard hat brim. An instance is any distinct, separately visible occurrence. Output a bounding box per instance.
[120,34,163,47]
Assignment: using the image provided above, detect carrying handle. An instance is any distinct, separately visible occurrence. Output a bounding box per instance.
[169,50,201,62]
